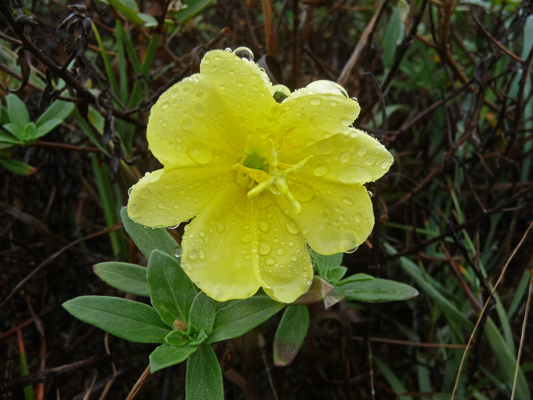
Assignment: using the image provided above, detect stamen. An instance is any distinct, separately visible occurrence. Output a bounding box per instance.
[275,127,296,149]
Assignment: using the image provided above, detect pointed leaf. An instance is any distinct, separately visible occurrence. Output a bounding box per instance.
[311,252,343,278]
[150,343,197,373]
[35,119,62,138]
[0,158,36,175]
[324,287,345,309]
[24,123,37,141]
[189,292,215,335]
[63,296,171,343]
[273,305,309,366]
[325,266,348,284]
[36,100,75,128]
[186,343,223,400]
[148,250,197,326]
[209,295,284,343]
[336,273,374,285]
[121,207,178,259]
[292,276,334,305]
[93,262,149,297]
[6,94,29,127]
[341,278,419,302]
[0,131,21,145]
[3,123,25,141]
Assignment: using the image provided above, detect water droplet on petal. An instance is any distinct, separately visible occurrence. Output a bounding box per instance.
[158,201,166,209]
[345,246,359,254]
[186,142,213,164]
[317,139,334,154]
[286,220,299,234]
[291,181,314,202]
[216,222,225,233]
[309,98,321,106]
[259,240,271,255]
[258,219,270,232]
[341,117,352,127]
[241,232,253,243]
[277,248,285,256]
[189,250,197,260]
[355,213,363,222]
[174,246,182,258]
[161,101,169,109]
[381,160,391,169]
[342,197,354,206]
[313,164,329,177]
[338,165,371,183]
[233,46,254,61]
[265,257,276,266]
[341,152,351,163]
[358,146,367,156]
[140,188,151,199]
[194,102,206,116]
[182,117,193,129]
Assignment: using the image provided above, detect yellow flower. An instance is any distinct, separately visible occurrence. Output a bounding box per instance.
[127,49,393,303]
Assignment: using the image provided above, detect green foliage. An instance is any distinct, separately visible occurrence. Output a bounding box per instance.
[273,305,309,366]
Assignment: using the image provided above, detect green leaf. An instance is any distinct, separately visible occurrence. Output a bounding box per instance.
[0,131,22,145]
[121,207,178,259]
[150,343,197,373]
[373,356,413,400]
[340,278,419,302]
[273,305,309,366]
[35,119,62,139]
[189,292,215,335]
[93,262,149,297]
[0,158,36,175]
[325,266,347,284]
[107,0,144,25]
[165,330,190,347]
[6,94,30,127]
[36,100,75,128]
[186,343,223,400]
[209,295,284,343]
[3,123,25,141]
[138,12,158,27]
[484,317,530,400]
[311,252,343,278]
[382,6,404,70]
[140,33,160,76]
[336,273,374,285]
[147,250,197,326]
[175,0,217,24]
[63,296,171,343]
[23,123,37,141]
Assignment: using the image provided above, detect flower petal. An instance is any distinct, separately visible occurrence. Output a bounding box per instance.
[254,193,313,303]
[275,85,360,148]
[128,166,234,228]
[200,50,276,128]
[275,178,375,255]
[287,128,394,185]
[180,184,263,302]
[147,73,245,169]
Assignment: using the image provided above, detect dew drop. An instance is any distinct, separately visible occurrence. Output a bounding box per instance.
[342,197,354,206]
[189,250,197,260]
[313,164,329,177]
[341,117,352,127]
[182,117,193,130]
[241,232,253,243]
[286,220,299,234]
[345,246,359,254]
[277,248,285,256]
[174,246,182,258]
[330,100,338,106]
[291,181,314,202]
[365,156,375,166]
[291,255,297,261]
[381,160,390,169]
[317,138,334,154]
[199,251,205,260]
[186,142,213,164]
[161,101,169,109]
[233,46,254,61]
[175,135,183,143]
[341,151,351,163]
[355,213,363,222]
[194,103,206,116]
[265,257,276,266]
[128,187,133,196]
[140,188,151,199]
[302,227,309,235]
[309,98,322,106]
[338,165,371,183]
[216,222,225,233]
[158,201,166,209]
[259,240,271,255]
[358,146,367,156]
[258,219,270,232]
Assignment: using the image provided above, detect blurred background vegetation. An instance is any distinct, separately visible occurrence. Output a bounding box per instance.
[0,0,532,399]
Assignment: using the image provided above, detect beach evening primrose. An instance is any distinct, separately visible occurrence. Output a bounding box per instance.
[127,48,393,303]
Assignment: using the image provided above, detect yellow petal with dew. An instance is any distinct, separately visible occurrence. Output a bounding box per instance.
[275,178,374,255]
[200,50,277,134]
[285,128,394,185]
[180,184,263,302]
[147,73,245,169]
[254,193,313,303]
[274,81,360,149]
[128,165,234,228]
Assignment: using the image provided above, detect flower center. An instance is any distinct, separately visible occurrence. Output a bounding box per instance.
[233,137,312,214]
